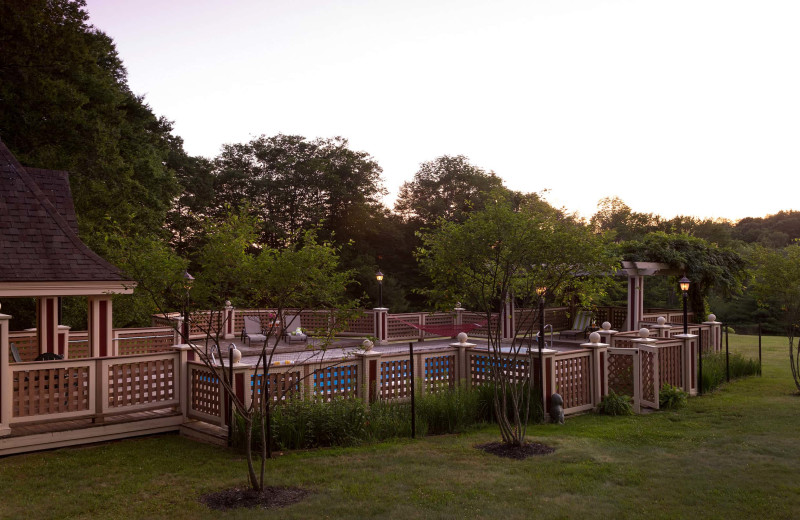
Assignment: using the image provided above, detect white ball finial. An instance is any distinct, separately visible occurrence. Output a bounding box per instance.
[225,300,232,307]
[657,316,666,326]
[457,332,468,344]
[601,321,611,331]
[638,328,650,339]
[362,339,374,351]
[589,331,601,344]
[708,313,716,322]
[231,345,242,364]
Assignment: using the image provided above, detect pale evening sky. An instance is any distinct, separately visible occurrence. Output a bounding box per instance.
[85,0,799,222]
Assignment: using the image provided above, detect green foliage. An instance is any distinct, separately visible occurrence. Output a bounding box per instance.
[0,0,181,247]
[701,351,761,392]
[395,155,508,227]
[659,384,688,409]
[596,391,633,416]
[750,244,800,391]
[620,232,747,318]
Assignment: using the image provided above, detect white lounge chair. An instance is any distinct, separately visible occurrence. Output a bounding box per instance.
[241,315,267,345]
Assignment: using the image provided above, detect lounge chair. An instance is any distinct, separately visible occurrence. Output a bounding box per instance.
[283,314,307,343]
[10,343,21,363]
[560,310,594,339]
[241,315,267,346]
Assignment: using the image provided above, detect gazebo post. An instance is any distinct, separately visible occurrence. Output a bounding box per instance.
[36,296,60,356]
[0,313,11,437]
[88,295,114,357]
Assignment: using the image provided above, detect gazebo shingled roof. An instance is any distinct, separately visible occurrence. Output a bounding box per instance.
[0,138,132,289]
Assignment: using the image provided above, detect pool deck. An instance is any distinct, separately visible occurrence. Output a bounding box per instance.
[202,335,589,367]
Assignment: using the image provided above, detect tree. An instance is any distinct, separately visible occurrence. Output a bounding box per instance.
[750,245,800,392]
[120,210,358,491]
[174,134,386,250]
[395,155,507,227]
[417,195,617,446]
[620,232,747,318]
[0,0,181,250]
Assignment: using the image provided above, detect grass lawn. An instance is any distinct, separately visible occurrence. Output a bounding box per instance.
[2,334,799,519]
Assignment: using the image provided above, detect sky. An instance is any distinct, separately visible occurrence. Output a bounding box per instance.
[84,0,800,222]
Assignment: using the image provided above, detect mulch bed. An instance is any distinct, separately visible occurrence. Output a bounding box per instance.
[476,441,555,460]
[200,486,311,511]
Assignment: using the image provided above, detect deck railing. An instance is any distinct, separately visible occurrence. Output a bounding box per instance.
[7,351,181,426]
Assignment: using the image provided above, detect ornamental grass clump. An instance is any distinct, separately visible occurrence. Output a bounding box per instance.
[414,382,485,435]
[596,391,633,416]
[701,351,761,392]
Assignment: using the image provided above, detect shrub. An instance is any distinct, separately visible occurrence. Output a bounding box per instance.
[700,351,761,392]
[659,384,687,409]
[596,391,633,416]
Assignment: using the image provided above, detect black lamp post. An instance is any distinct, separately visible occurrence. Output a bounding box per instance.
[679,275,690,335]
[182,270,194,342]
[376,270,384,308]
[536,285,546,416]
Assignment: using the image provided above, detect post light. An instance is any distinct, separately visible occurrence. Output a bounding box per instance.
[376,270,384,308]
[537,285,546,418]
[182,270,194,342]
[679,275,690,335]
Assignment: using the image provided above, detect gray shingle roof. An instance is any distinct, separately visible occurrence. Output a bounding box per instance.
[0,139,130,283]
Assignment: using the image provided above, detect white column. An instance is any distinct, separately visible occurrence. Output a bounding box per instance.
[626,275,644,331]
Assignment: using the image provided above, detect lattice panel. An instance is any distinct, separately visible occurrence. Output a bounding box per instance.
[659,344,682,387]
[313,364,358,400]
[190,367,221,417]
[424,313,457,337]
[13,366,90,417]
[341,313,374,334]
[252,371,301,405]
[299,310,332,332]
[380,359,411,399]
[424,355,456,392]
[469,354,532,386]
[611,308,627,330]
[387,316,420,340]
[607,353,634,396]
[9,334,38,361]
[116,330,174,356]
[463,312,498,338]
[107,359,175,408]
[68,342,90,359]
[641,350,656,404]
[189,311,223,336]
[555,354,592,409]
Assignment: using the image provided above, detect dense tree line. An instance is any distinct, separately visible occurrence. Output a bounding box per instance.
[1,0,795,334]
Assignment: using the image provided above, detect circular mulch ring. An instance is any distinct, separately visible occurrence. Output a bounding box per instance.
[476,441,555,460]
[200,486,311,511]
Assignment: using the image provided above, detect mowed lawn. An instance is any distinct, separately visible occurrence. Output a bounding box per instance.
[1,335,798,519]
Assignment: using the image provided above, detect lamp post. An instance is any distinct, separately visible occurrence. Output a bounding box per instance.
[679,275,690,335]
[536,285,546,417]
[182,270,194,342]
[376,270,384,308]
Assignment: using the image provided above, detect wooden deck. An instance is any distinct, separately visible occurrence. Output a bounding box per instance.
[1,408,185,457]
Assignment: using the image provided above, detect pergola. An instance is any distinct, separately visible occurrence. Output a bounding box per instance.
[620,260,681,331]
[0,139,135,358]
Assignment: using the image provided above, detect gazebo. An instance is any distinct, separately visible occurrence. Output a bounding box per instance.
[0,138,135,360]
